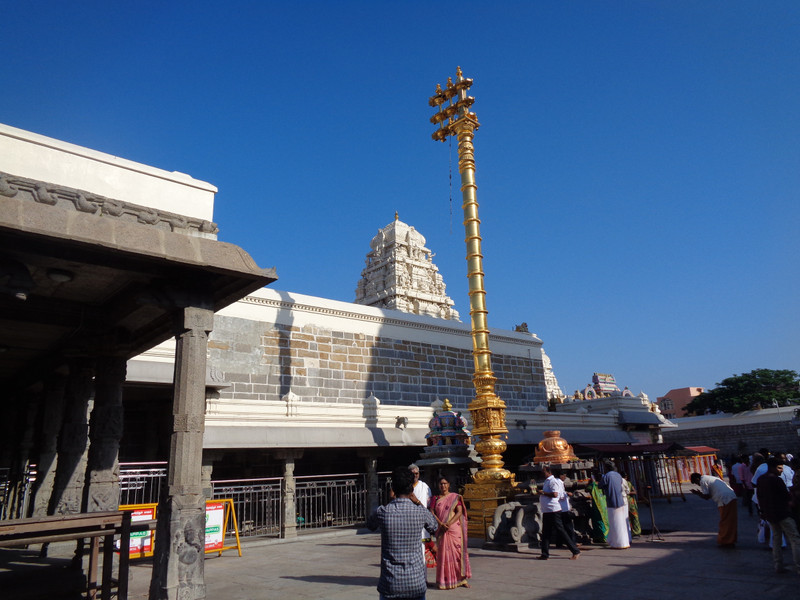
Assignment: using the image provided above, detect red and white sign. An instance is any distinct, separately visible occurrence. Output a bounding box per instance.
[204,501,226,552]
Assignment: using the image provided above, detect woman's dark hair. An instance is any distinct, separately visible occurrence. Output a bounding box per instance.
[438,475,451,485]
[391,467,415,496]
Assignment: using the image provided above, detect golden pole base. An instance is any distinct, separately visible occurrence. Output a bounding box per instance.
[472,436,511,482]
[465,417,515,541]
[462,477,516,540]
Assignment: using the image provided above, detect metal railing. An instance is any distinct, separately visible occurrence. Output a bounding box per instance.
[0,465,36,520]
[615,455,686,501]
[115,465,389,541]
[119,462,167,506]
[212,477,282,539]
[295,473,368,531]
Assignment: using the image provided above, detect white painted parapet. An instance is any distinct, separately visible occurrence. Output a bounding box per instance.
[0,122,216,222]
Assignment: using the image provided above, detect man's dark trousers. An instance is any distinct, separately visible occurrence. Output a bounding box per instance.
[540,511,580,558]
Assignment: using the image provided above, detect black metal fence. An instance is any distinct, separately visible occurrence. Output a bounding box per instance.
[211,477,282,538]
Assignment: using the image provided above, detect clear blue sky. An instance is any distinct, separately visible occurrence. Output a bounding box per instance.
[3,2,798,399]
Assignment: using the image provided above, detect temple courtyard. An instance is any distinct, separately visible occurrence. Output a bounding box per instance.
[125,491,794,599]
[2,489,796,599]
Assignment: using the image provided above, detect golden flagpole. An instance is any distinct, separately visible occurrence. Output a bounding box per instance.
[429,68,514,536]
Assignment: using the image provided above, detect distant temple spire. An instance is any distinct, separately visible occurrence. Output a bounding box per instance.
[354,216,459,320]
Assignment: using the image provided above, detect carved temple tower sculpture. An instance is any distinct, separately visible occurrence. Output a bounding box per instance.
[542,349,565,402]
[354,214,459,321]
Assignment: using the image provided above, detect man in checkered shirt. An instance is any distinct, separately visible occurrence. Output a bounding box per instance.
[367,467,438,600]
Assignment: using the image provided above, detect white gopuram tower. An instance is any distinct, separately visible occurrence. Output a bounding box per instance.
[542,349,565,400]
[355,214,460,320]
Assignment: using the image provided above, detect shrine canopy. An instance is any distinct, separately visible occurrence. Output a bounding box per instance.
[683,445,720,454]
[573,442,687,457]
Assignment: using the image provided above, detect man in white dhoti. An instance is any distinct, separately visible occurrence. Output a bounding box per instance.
[409,464,432,539]
[601,462,630,549]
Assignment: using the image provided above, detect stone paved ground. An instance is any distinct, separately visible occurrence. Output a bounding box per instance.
[3,491,798,599]
[120,492,797,600]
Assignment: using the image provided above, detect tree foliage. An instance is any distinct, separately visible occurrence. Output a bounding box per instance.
[684,369,800,415]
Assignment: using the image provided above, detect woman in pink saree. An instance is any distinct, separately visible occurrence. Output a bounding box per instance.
[430,476,471,590]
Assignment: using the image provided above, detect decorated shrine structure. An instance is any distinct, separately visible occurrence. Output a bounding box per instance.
[485,430,597,551]
[416,398,480,488]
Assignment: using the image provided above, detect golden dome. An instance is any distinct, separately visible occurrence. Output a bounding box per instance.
[532,430,578,464]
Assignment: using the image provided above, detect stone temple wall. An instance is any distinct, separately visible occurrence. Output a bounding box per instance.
[209,318,548,412]
[662,419,799,458]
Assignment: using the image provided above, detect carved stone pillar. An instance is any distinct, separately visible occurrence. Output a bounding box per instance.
[358,448,383,516]
[31,374,68,518]
[276,450,303,539]
[201,463,214,503]
[83,356,126,512]
[49,361,94,516]
[149,306,213,600]
[201,451,223,502]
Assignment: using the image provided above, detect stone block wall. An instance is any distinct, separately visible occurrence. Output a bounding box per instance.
[663,421,799,457]
[208,317,547,411]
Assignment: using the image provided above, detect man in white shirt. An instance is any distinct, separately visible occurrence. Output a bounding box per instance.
[409,464,432,542]
[690,472,738,547]
[538,465,580,560]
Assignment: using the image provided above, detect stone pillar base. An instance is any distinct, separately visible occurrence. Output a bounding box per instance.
[462,479,516,541]
[149,497,206,600]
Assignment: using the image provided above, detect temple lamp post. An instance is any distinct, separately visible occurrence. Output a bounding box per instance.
[428,67,512,487]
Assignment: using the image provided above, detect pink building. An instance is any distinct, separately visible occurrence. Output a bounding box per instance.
[657,387,705,418]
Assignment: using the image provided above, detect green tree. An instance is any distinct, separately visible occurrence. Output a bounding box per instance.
[684,369,800,415]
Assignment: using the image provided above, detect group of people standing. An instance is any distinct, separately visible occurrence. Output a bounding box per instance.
[691,449,800,575]
[367,461,646,599]
[583,462,641,549]
[367,464,471,600]
[409,465,472,591]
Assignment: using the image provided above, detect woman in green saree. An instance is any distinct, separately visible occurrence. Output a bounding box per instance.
[587,476,609,543]
[623,473,642,537]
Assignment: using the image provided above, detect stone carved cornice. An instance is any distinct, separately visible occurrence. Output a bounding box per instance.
[0,171,218,235]
[239,293,542,348]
